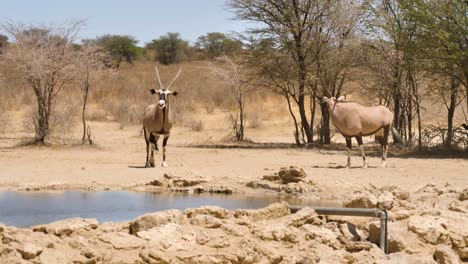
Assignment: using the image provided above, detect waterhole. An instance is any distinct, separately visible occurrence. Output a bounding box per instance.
[0,191,338,227]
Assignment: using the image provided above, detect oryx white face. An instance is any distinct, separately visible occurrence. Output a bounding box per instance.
[150,89,178,109]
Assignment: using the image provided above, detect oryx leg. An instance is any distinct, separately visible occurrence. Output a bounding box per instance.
[144,128,150,168]
[356,135,368,168]
[381,125,390,167]
[161,134,170,167]
[345,137,352,169]
[148,133,159,168]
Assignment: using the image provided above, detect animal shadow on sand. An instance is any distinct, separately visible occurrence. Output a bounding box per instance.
[128,165,149,169]
[312,165,379,169]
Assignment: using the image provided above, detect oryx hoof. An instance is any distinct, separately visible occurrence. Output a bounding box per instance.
[150,162,155,168]
[145,162,150,168]
[362,163,368,168]
[381,161,387,168]
[161,161,168,167]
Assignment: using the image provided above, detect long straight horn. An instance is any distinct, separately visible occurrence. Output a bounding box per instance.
[155,66,164,89]
[166,67,183,90]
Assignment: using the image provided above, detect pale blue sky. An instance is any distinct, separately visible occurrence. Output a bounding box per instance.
[0,0,248,46]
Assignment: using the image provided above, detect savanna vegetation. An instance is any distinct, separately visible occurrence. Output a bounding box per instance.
[0,0,466,151]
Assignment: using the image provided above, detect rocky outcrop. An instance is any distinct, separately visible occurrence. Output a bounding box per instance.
[129,209,184,234]
[32,218,98,237]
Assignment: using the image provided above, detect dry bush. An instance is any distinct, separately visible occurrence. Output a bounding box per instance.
[22,91,80,139]
[247,111,263,128]
[91,61,233,127]
[190,120,204,132]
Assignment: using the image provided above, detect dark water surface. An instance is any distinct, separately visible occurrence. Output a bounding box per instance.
[0,191,333,227]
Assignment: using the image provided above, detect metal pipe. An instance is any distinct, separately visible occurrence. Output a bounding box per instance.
[289,205,388,254]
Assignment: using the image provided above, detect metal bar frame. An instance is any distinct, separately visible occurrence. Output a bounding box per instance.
[289,206,388,254]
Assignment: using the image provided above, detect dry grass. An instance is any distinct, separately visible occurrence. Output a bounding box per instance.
[190,120,205,132]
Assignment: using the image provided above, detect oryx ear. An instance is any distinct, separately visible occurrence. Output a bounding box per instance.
[150,89,158,95]
[172,91,178,96]
[337,95,345,101]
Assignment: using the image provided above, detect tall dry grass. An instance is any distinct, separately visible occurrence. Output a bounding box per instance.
[91,60,235,127]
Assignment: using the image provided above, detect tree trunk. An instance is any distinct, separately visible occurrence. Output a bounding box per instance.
[286,94,301,146]
[407,94,413,143]
[320,102,331,144]
[446,78,458,148]
[410,73,422,151]
[309,93,316,143]
[82,83,90,144]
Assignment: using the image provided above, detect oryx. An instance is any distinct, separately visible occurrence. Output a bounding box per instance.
[323,96,402,168]
[143,66,181,168]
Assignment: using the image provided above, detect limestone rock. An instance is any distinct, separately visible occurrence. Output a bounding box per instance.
[283,207,321,227]
[434,245,461,264]
[369,221,409,253]
[190,214,223,228]
[262,174,281,182]
[98,232,145,250]
[184,206,231,219]
[378,191,395,209]
[408,215,449,245]
[234,202,290,221]
[139,248,170,264]
[129,209,184,234]
[302,224,341,249]
[172,178,207,187]
[17,242,43,260]
[458,189,468,201]
[344,192,378,208]
[39,248,70,263]
[32,218,98,237]
[257,223,297,242]
[136,223,181,249]
[278,166,306,183]
[246,180,283,192]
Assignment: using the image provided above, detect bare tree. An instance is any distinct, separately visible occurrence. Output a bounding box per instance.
[73,45,109,144]
[208,56,254,141]
[1,21,83,144]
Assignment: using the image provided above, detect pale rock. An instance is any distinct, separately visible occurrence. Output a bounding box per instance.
[434,245,461,264]
[376,252,438,264]
[369,221,410,253]
[190,214,223,228]
[17,242,43,260]
[184,206,231,219]
[221,222,250,237]
[408,215,449,245]
[32,218,98,237]
[456,247,468,260]
[139,248,170,264]
[136,223,181,249]
[172,178,207,187]
[234,202,290,221]
[257,223,297,242]
[393,209,413,220]
[39,248,70,264]
[283,207,321,227]
[458,189,468,201]
[378,191,395,209]
[129,209,184,234]
[98,232,145,249]
[302,224,341,249]
[339,223,364,241]
[344,192,378,208]
[262,174,281,182]
[278,166,306,183]
[246,180,283,192]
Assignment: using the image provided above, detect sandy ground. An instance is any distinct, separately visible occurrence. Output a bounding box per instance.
[0,114,466,198]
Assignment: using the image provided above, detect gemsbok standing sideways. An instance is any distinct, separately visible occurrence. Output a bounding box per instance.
[323,96,402,168]
[143,66,181,168]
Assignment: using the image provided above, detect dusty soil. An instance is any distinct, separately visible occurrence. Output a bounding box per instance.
[0,110,467,263]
